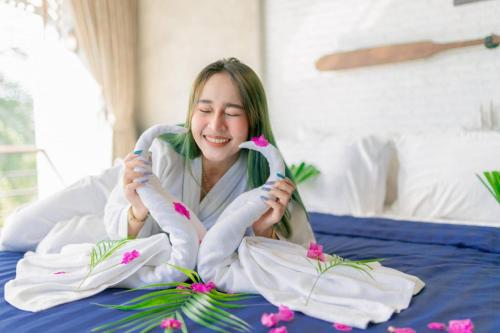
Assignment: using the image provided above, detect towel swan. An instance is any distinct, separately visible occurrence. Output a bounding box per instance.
[120,124,207,286]
[197,137,425,329]
[4,125,208,311]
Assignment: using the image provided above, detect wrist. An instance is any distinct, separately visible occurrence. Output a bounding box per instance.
[253,224,274,238]
[130,206,148,222]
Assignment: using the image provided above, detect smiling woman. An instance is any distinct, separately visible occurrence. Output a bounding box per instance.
[191,73,249,198]
[109,57,315,244]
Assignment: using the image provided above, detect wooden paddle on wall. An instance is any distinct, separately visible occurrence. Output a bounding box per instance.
[316,34,499,71]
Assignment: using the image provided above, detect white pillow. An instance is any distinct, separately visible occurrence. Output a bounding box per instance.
[392,131,500,223]
[278,135,392,216]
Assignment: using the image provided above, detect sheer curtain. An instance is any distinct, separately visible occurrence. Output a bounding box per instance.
[70,0,138,160]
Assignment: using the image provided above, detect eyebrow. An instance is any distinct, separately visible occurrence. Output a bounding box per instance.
[197,99,244,110]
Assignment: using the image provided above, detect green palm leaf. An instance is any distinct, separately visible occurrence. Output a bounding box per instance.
[176,311,188,333]
[290,162,320,185]
[92,266,254,333]
[477,171,500,204]
[90,239,132,270]
[79,238,132,289]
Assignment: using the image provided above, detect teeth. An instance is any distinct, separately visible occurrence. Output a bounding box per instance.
[205,136,230,144]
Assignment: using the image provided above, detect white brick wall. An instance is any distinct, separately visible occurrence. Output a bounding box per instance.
[264,0,500,140]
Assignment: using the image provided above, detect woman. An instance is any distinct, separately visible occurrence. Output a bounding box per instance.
[105,57,314,246]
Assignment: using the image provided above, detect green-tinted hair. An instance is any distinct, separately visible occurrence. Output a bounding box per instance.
[159,57,308,238]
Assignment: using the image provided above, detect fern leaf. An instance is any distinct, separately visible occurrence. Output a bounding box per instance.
[90,239,131,270]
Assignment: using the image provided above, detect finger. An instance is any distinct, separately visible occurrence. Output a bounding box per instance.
[267,188,290,205]
[264,198,285,216]
[273,181,294,195]
[136,152,152,164]
[125,181,145,192]
[134,175,151,184]
[124,153,138,163]
[127,158,151,170]
[132,164,152,174]
[281,177,296,190]
[124,170,151,184]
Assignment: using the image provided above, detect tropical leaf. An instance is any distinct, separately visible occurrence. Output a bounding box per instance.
[167,263,202,283]
[290,162,320,185]
[305,253,383,305]
[90,239,132,270]
[92,266,254,333]
[477,171,500,204]
[79,238,132,289]
[176,311,188,333]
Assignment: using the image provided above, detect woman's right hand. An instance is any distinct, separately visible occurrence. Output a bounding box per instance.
[123,151,152,220]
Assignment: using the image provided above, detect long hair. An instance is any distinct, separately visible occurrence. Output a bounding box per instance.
[159,57,308,238]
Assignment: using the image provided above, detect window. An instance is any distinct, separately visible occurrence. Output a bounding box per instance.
[0,2,112,226]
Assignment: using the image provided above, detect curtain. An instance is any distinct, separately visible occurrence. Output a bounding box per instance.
[70,0,138,161]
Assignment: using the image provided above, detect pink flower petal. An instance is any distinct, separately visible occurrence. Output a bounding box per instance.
[427,322,447,330]
[269,326,288,333]
[251,135,269,147]
[191,282,215,293]
[448,319,474,333]
[205,281,216,291]
[277,305,294,322]
[173,202,191,220]
[160,318,182,329]
[53,271,66,275]
[307,242,326,261]
[121,250,140,264]
[333,323,353,331]
[261,313,279,327]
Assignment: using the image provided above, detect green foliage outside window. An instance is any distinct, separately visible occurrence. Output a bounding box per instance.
[0,76,37,225]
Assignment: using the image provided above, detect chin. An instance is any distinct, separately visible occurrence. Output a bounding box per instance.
[201,147,240,164]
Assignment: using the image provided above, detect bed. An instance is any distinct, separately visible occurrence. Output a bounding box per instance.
[2,129,499,332]
[1,212,498,332]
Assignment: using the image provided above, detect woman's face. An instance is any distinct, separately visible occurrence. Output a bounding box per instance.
[191,72,249,165]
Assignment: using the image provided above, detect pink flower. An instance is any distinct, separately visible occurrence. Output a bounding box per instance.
[251,135,269,147]
[160,318,182,329]
[333,323,353,331]
[176,285,187,290]
[277,305,294,322]
[261,313,279,327]
[387,327,416,333]
[173,202,190,220]
[269,326,288,333]
[428,322,447,330]
[448,319,474,333]
[307,242,326,262]
[121,250,140,264]
[53,271,66,275]
[191,282,216,293]
[205,281,216,290]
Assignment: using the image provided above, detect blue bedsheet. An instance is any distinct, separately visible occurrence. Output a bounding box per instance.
[1,213,499,332]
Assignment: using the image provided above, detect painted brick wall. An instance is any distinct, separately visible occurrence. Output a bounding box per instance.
[263,0,500,140]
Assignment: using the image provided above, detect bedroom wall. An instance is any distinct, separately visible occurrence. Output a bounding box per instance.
[136,0,262,132]
[263,0,500,140]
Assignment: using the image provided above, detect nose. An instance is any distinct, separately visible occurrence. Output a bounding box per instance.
[208,111,226,132]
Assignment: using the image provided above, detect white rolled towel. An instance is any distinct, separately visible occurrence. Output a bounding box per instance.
[197,138,425,329]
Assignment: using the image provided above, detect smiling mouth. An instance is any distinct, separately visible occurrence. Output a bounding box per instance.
[203,135,231,144]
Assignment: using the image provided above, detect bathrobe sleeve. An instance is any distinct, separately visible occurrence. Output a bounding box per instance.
[103,138,179,240]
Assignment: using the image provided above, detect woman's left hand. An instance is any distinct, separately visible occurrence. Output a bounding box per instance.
[252,176,296,237]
